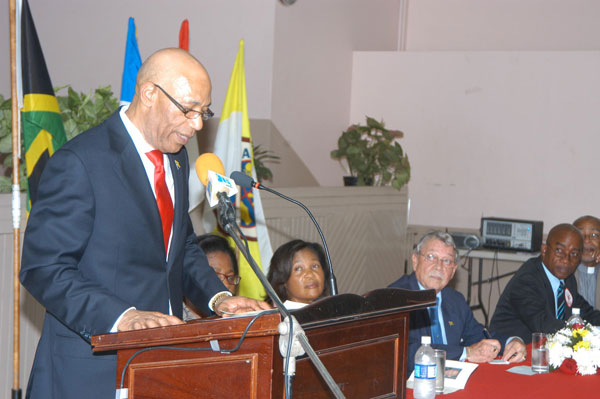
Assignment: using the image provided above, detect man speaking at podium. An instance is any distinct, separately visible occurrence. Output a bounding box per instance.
[19,48,269,399]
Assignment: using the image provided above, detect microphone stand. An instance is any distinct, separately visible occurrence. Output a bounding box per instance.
[216,193,345,399]
[258,185,338,295]
[228,173,338,296]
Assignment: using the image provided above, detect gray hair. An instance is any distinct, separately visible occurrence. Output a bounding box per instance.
[414,231,459,263]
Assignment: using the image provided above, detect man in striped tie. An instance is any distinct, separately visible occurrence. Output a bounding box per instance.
[491,223,600,343]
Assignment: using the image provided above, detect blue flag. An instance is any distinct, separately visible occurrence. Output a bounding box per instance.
[120,17,142,105]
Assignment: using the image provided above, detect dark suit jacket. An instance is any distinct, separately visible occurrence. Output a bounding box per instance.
[490,256,600,343]
[20,111,226,399]
[389,273,505,373]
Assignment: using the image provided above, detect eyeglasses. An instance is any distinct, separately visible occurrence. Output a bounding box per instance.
[581,232,600,241]
[153,83,214,121]
[420,253,456,267]
[216,272,241,286]
[551,247,581,260]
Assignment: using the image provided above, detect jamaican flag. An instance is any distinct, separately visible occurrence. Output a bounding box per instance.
[21,0,66,210]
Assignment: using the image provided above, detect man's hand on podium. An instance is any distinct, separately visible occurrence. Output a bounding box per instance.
[118,309,184,331]
[215,296,272,317]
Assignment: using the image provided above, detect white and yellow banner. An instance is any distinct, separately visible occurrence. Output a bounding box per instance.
[203,40,273,299]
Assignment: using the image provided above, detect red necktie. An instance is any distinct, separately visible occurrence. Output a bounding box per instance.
[146,150,174,254]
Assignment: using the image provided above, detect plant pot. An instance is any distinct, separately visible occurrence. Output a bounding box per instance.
[343,176,358,186]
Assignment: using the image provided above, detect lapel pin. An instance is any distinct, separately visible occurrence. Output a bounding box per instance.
[175,160,181,170]
[448,321,454,326]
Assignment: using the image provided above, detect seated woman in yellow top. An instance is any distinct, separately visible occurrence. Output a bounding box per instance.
[267,239,330,309]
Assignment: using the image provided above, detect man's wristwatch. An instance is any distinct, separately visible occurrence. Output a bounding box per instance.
[209,291,233,314]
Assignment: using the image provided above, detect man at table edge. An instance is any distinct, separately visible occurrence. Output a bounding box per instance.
[389,231,526,373]
[490,223,600,342]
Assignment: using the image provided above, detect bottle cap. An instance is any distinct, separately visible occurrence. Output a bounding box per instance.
[421,336,431,344]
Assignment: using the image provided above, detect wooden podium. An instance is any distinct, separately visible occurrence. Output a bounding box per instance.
[92,288,434,399]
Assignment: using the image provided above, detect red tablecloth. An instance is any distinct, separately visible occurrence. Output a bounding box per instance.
[406,352,600,399]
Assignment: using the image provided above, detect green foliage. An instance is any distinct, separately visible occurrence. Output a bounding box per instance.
[56,85,119,140]
[0,86,119,193]
[330,116,410,189]
[253,144,280,182]
[0,95,12,154]
[0,94,28,191]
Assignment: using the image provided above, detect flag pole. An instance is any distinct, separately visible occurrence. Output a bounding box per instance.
[9,0,23,397]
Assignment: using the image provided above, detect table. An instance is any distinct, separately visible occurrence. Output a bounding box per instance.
[406,356,600,399]
[458,249,538,327]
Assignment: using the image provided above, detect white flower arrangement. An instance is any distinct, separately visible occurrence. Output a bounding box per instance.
[546,323,600,376]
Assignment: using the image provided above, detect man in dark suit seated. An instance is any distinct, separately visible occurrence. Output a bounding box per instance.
[19,48,270,399]
[490,223,600,343]
[389,231,526,373]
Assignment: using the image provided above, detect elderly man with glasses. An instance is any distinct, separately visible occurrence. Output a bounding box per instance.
[573,216,600,310]
[389,231,526,374]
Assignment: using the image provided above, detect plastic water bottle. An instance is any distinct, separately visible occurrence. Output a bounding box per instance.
[414,336,436,399]
[567,308,585,329]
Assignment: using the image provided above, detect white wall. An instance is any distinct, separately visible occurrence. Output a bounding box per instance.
[343,0,600,231]
[1,0,403,187]
[3,1,600,201]
[1,0,276,118]
[271,0,402,186]
[350,50,600,230]
[405,0,600,51]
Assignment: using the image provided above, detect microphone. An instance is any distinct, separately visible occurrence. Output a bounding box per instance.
[195,153,238,229]
[197,158,345,398]
[230,171,339,296]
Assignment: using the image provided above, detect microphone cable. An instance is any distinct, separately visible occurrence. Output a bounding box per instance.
[230,171,338,296]
[118,309,279,392]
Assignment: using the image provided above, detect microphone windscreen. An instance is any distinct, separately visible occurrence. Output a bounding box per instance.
[195,153,225,186]
[230,171,253,188]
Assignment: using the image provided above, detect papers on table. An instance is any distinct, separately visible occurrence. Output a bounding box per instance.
[407,360,479,393]
[506,365,537,376]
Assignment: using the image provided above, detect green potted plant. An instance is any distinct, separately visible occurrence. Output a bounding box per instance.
[0,85,119,193]
[330,116,410,190]
[252,144,280,182]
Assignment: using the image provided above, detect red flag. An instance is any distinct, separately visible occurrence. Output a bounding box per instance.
[179,19,189,51]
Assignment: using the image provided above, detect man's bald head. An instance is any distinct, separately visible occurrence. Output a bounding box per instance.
[126,48,212,153]
[136,48,210,90]
[547,223,582,241]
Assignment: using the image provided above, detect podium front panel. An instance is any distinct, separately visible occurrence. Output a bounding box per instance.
[93,291,431,399]
[115,337,275,399]
[93,313,281,399]
[129,353,258,398]
[273,311,409,399]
